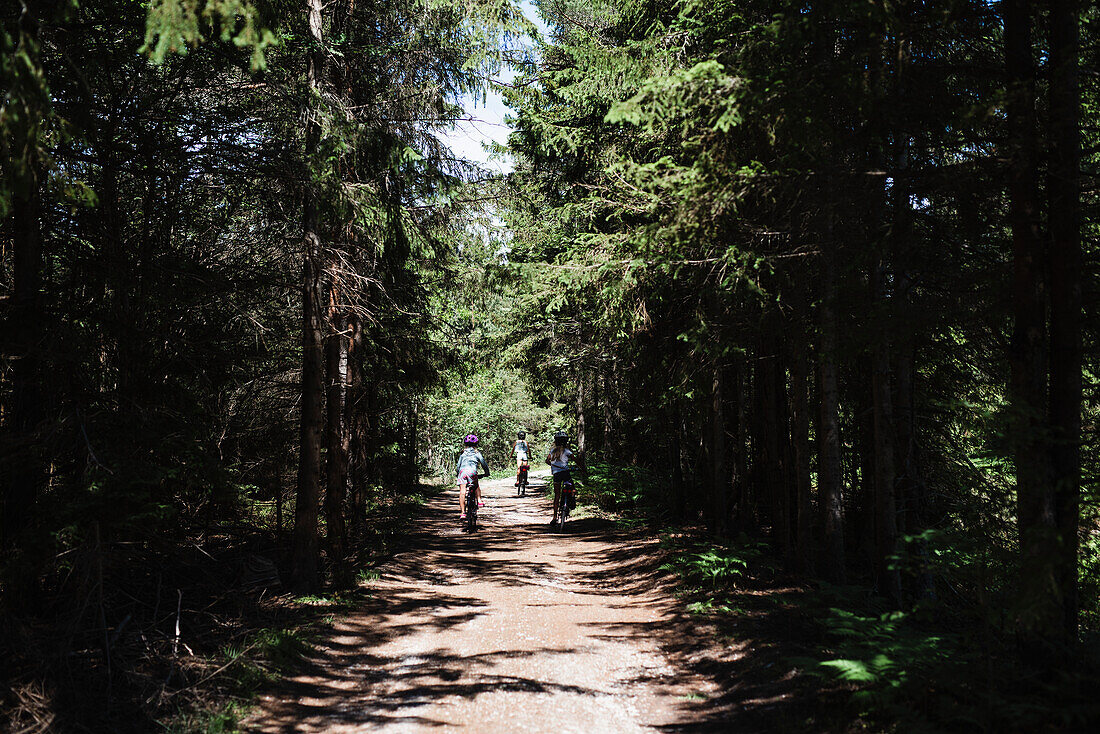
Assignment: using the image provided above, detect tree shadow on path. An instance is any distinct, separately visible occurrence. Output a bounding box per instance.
[250,481,828,733]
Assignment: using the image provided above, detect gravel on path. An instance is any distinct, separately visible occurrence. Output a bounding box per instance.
[245,473,728,733]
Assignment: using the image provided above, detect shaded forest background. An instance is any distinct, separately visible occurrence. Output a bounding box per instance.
[2,0,1099,730]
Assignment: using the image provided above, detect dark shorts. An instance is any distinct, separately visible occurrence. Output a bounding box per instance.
[552,470,572,488]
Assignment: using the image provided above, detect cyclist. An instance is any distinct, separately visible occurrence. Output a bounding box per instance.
[545,431,574,526]
[456,434,489,519]
[512,431,530,488]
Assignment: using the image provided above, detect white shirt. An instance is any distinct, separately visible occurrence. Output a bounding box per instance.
[549,448,573,474]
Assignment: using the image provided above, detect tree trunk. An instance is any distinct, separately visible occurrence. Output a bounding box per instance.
[602,367,614,455]
[855,376,875,561]
[759,324,789,556]
[291,0,327,595]
[2,183,44,548]
[671,403,685,518]
[363,366,379,488]
[710,363,728,534]
[1047,0,1081,649]
[775,339,794,562]
[818,259,846,583]
[727,361,745,530]
[748,348,766,528]
[894,337,934,600]
[407,401,419,489]
[347,330,369,532]
[1005,0,1058,648]
[871,260,902,606]
[575,366,587,470]
[791,340,813,573]
[293,246,325,593]
[324,304,351,589]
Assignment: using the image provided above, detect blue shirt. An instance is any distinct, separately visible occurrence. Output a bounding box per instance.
[456,448,489,476]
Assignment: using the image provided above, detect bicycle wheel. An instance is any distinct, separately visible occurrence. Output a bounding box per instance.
[466,487,478,531]
[556,494,568,531]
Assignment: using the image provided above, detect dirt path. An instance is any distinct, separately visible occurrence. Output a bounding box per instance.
[246,473,732,732]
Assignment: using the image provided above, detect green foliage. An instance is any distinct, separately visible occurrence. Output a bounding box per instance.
[788,597,1100,732]
[606,59,742,134]
[792,608,958,719]
[219,626,315,701]
[426,367,564,472]
[1081,531,1100,632]
[583,462,649,510]
[163,702,246,734]
[659,535,768,591]
[1,0,524,728]
[0,2,72,214]
[356,568,381,583]
[3,0,1100,729]
[657,530,1100,732]
[143,0,278,69]
[249,627,314,671]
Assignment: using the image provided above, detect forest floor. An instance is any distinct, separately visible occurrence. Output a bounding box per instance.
[241,471,823,733]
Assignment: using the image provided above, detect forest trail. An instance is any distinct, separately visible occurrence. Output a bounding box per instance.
[244,472,730,732]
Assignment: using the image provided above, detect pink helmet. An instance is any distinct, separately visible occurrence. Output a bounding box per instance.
[464,434,479,445]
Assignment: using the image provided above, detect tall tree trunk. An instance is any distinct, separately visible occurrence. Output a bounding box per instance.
[894,336,933,599]
[2,6,46,556]
[759,324,789,556]
[1005,0,1058,648]
[889,13,932,602]
[890,23,915,548]
[727,360,745,530]
[671,403,685,518]
[818,259,846,583]
[324,303,351,589]
[856,370,877,571]
[2,183,44,548]
[346,327,369,532]
[575,365,587,469]
[407,401,418,489]
[363,366,379,488]
[871,260,902,605]
[710,363,728,534]
[1047,0,1081,649]
[293,246,325,593]
[775,337,794,562]
[291,0,327,594]
[602,367,614,454]
[748,348,766,528]
[791,340,813,574]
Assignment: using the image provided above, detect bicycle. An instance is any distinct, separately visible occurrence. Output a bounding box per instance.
[553,475,576,531]
[516,461,529,497]
[464,476,482,532]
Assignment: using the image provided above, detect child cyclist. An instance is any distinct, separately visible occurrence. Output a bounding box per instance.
[456,434,489,519]
[546,431,574,526]
[512,431,530,488]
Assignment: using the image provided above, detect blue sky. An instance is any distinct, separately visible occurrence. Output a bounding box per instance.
[437,0,550,174]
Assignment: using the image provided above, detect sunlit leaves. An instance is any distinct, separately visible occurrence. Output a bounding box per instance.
[606,60,741,135]
[142,0,279,69]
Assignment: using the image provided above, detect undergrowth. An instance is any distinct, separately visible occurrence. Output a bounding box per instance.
[1,483,432,733]
[656,531,1100,733]
[584,462,662,513]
